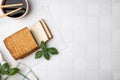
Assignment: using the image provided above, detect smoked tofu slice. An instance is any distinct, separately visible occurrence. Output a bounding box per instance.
[4,27,39,60]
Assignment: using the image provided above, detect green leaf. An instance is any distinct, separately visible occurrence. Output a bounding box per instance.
[35,51,43,59]
[40,41,46,50]
[44,48,49,52]
[7,68,19,75]
[0,70,8,75]
[44,53,50,60]
[0,63,9,75]
[48,47,58,55]
[1,63,8,70]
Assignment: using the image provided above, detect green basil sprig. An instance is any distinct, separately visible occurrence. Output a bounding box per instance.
[0,63,20,79]
[35,41,58,60]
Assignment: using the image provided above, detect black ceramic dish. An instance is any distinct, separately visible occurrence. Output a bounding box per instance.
[1,0,29,19]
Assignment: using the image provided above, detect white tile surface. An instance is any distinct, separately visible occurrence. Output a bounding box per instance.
[87,71,100,80]
[100,56,111,71]
[98,3,112,16]
[73,57,86,70]
[87,44,99,56]
[73,70,86,80]
[100,44,111,56]
[86,30,99,43]
[112,43,120,55]
[112,56,120,70]
[1,0,120,79]
[113,72,120,80]
[100,71,112,80]
[87,56,99,70]
[100,31,111,44]
[100,16,112,30]
[112,3,120,16]
[87,3,99,16]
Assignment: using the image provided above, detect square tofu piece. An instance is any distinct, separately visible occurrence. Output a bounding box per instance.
[4,27,39,60]
[31,19,53,45]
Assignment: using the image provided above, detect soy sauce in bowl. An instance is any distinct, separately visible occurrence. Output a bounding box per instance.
[1,0,29,19]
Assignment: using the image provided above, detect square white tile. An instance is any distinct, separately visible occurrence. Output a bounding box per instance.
[113,72,120,80]
[87,3,99,16]
[87,43,99,56]
[87,71,100,80]
[100,16,112,30]
[87,56,99,70]
[86,30,99,44]
[100,31,112,44]
[73,70,86,80]
[100,56,111,71]
[112,43,120,55]
[112,56,120,70]
[112,3,120,16]
[100,44,112,56]
[100,71,112,80]
[98,3,112,16]
[86,16,99,30]
[73,57,87,70]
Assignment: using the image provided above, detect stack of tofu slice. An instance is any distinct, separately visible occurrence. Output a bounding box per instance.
[4,19,53,60]
[31,19,53,45]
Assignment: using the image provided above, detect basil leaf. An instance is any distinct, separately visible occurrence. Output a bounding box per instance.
[40,41,46,50]
[0,63,9,75]
[1,63,8,70]
[7,68,19,75]
[35,51,42,59]
[48,47,58,55]
[44,48,49,52]
[44,53,50,60]
[1,70,8,75]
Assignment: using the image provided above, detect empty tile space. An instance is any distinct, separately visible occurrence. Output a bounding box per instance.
[112,3,120,16]
[58,57,73,71]
[73,70,86,80]
[61,3,73,16]
[112,17,120,29]
[69,43,86,56]
[100,16,112,30]
[49,4,62,16]
[99,71,112,80]
[100,44,111,56]
[100,31,111,44]
[111,56,120,71]
[73,0,86,16]
[59,70,73,80]
[87,3,99,16]
[98,3,111,16]
[86,16,99,30]
[100,56,111,71]
[87,56,99,70]
[48,71,60,80]
[61,17,74,43]
[112,0,120,3]
[87,71,100,80]
[87,71,112,80]
[87,43,99,56]
[112,30,120,42]
[112,43,120,55]
[86,30,99,43]
[73,57,87,70]
[72,16,86,29]
[113,72,120,80]
[74,30,86,43]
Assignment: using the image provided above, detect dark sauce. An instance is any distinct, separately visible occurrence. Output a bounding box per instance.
[2,0,27,18]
